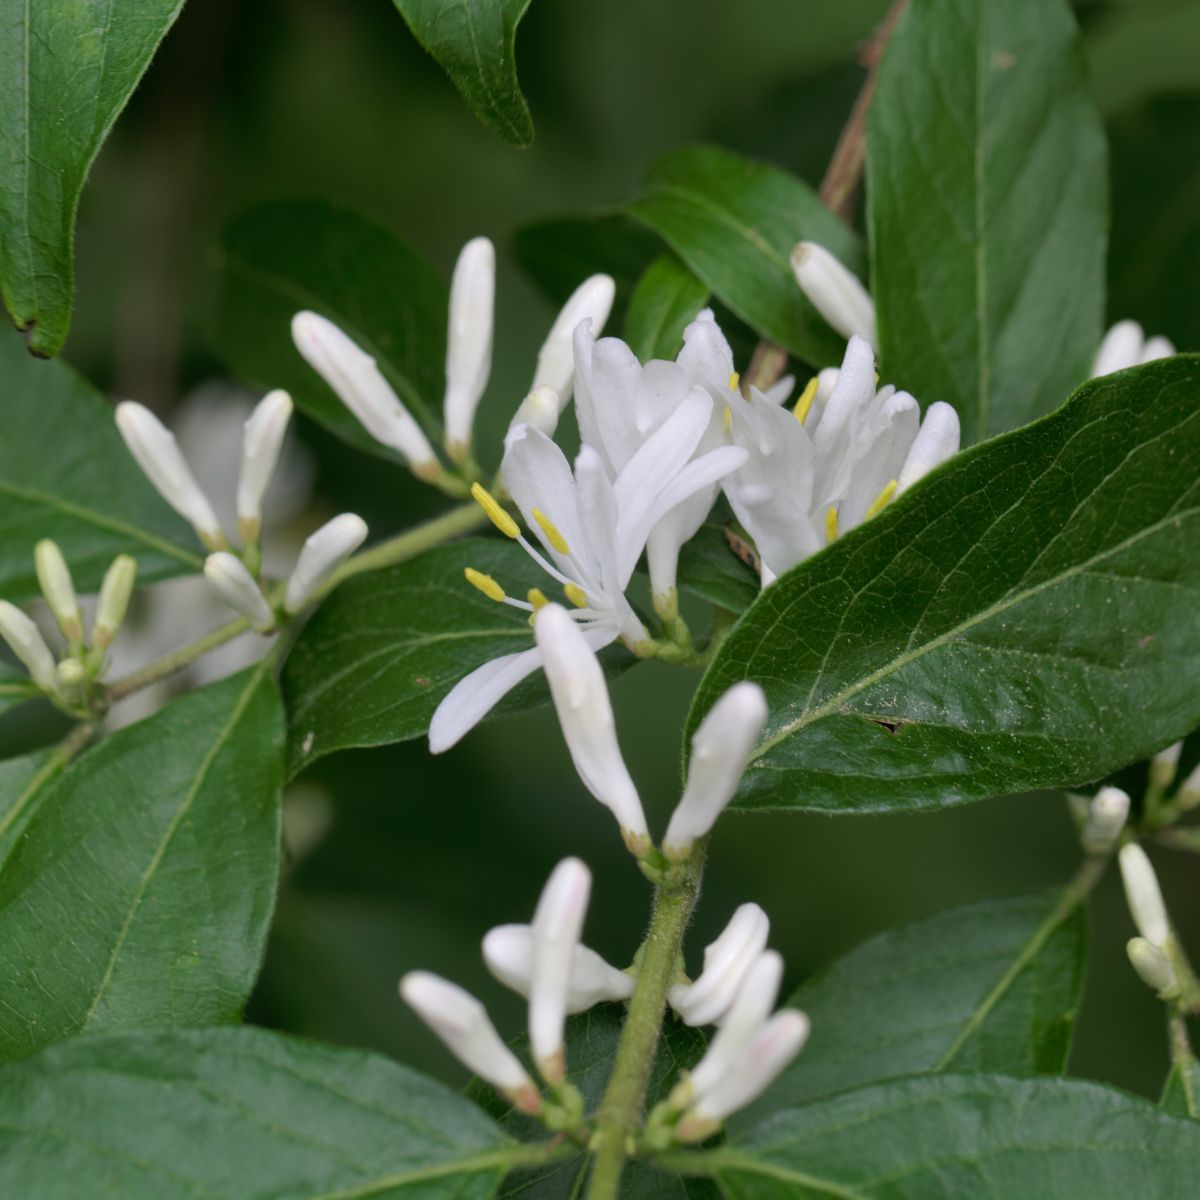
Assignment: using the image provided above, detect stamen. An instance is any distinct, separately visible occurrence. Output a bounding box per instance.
[471,483,519,539]
[865,479,897,519]
[532,508,570,554]
[722,406,732,433]
[465,567,506,602]
[564,582,588,608]
[793,377,819,424]
[527,588,549,610]
[728,371,741,392]
[824,506,839,544]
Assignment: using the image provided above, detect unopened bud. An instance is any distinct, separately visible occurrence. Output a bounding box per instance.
[0,601,57,692]
[1081,786,1129,855]
[483,923,632,1011]
[237,390,293,545]
[1150,742,1183,790]
[283,513,368,613]
[203,554,276,633]
[54,658,88,705]
[670,903,770,1027]
[443,237,495,462]
[34,540,83,645]
[790,242,876,346]
[93,556,137,650]
[1119,843,1170,947]
[1177,763,1200,812]
[530,275,616,404]
[509,385,561,438]
[1127,937,1180,999]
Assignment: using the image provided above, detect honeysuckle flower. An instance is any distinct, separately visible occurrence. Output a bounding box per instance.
[1149,741,1183,790]
[443,237,495,462]
[0,601,57,692]
[663,682,767,858]
[283,513,369,613]
[1119,843,1170,948]
[203,553,276,632]
[790,241,876,346]
[237,389,293,544]
[483,923,634,1010]
[399,971,541,1113]
[34,540,83,646]
[1081,786,1129,855]
[92,555,137,651]
[669,903,770,1027]
[1091,320,1176,378]
[1127,937,1180,999]
[509,383,561,436]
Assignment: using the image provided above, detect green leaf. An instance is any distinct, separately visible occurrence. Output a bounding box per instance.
[216,200,447,461]
[0,663,39,720]
[0,330,199,601]
[625,256,711,363]
[690,357,1200,814]
[393,0,534,148]
[677,510,760,616]
[626,146,863,367]
[0,1026,531,1197]
[0,1,184,357]
[1162,1041,1200,1120]
[688,1075,1200,1197]
[0,736,77,863]
[867,0,1107,443]
[0,667,284,1064]
[737,892,1085,1126]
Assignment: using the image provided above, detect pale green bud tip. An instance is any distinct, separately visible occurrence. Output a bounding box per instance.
[1081,786,1129,855]
[1178,763,1200,811]
[1150,741,1183,789]
[54,658,88,704]
[34,539,82,641]
[1126,937,1179,997]
[93,556,138,648]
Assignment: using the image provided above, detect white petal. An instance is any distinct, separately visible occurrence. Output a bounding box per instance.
[1119,843,1170,947]
[0,601,57,691]
[677,310,736,384]
[444,237,495,458]
[483,924,633,1011]
[532,275,616,403]
[669,903,770,1027]
[283,513,368,612]
[790,241,876,346]
[1081,786,1129,855]
[1091,319,1145,377]
[1140,335,1176,364]
[896,401,960,494]
[203,553,275,632]
[237,390,293,536]
[429,644,545,754]
[510,385,561,437]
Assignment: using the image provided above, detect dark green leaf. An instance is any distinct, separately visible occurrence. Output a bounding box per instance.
[0,330,199,601]
[691,358,1200,814]
[216,200,447,461]
[393,0,534,148]
[627,146,862,366]
[0,663,38,720]
[0,1026,529,1197]
[738,892,1085,1126]
[0,738,74,863]
[687,1075,1200,1197]
[625,256,711,363]
[867,0,1107,443]
[677,511,760,616]
[0,1,184,356]
[0,667,284,1063]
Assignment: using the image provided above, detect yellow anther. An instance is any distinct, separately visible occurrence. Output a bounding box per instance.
[527,588,549,610]
[794,376,819,424]
[728,371,741,392]
[464,567,506,603]
[532,508,569,554]
[722,405,732,433]
[865,479,898,520]
[471,483,519,539]
[564,582,588,608]
[824,506,839,544]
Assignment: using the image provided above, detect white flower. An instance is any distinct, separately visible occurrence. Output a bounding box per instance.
[1092,320,1176,377]
[399,971,540,1113]
[34,539,83,645]
[483,923,633,1010]
[1119,843,1170,947]
[509,384,561,436]
[283,513,369,613]
[1081,786,1129,855]
[790,241,876,346]
[92,555,137,651]
[663,682,767,858]
[203,553,276,633]
[1127,937,1179,999]
[0,601,57,692]
[237,390,293,544]
[669,903,770,1027]
[444,237,495,462]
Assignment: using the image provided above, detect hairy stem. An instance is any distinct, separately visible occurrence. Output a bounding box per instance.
[106,618,251,702]
[586,846,705,1200]
[1168,1010,1198,1118]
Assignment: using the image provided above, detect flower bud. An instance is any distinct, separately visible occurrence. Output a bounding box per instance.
[896,401,961,494]
[291,312,440,479]
[1150,742,1183,790]
[34,540,83,645]
[237,390,293,545]
[1127,937,1180,999]
[443,237,495,462]
[1119,843,1169,947]
[790,242,876,346]
[483,924,633,1011]
[399,972,540,1113]
[203,553,276,632]
[283,513,368,613]
[115,402,225,550]
[509,385,561,438]
[1081,786,1129,855]
[663,682,768,858]
[0,601,58,692]
[92,555,137,650]
[54,657,88,706]
[529,275,616,404]
[669,903,770,1027]
[1177,763,1200,812]
[1140,335,1176,364]
[1091,320,1144,377]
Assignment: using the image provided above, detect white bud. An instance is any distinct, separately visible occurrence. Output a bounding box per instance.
[1150,742,1183,790]
[530,275,616,404]
[443,237,495,461]
[1119,843,1170,947]
[533,605,649,850]
[203,553,276,633]
[529,857,591,1084]
[509,385,562,438]
[92,555,137,650]
[484,924,632,1011]
[237,390,293,544]
[670,903,770,1027]
[1081,786,1130,855]
[1091,320,1144,377]
[1127,937,1180,998]
[790,242,876,346]
[399,972,540,1112]
[283,513,368,613]
[896,401,961,494]
[115,402,225,549]
[1140,335,1176,364]
[34,540,82,644]
[1177,762,1200,812]
[663,683,767,858]
[0,601,57,692]
[291,312,440,478]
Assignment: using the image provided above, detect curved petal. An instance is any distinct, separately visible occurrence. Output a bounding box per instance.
[429,644,544,753]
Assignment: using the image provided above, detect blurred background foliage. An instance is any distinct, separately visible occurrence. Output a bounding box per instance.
[36,0,1200,1095]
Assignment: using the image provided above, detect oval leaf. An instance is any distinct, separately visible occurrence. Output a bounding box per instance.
[690,357,1200,813]
[624,256,711,363]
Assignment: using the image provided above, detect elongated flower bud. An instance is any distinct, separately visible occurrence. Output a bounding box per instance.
[34,540,83,645]
[92,555,137,651]
[483,923,633,1011]
[291,312,440,479]
[203,553,275,632]
[115,402,225,549]
[664,682,767,858]
[1081,786,1129,856]
[283,513,368,613]
[896,401,961,494]
[1178,763,1200,812]
[509,385,561,438]
[237,390,293,544]
[529,858,591,1085]
[0,601,57,692]
[669,903,770,1027]
[790,242,876,346]
[529,275,616,405]
[399,972,540,1113]
[534,604,649,851]
[1150,742,1183,790]
[1127,937,1180,999]
[443,237,495,462]
[1119,843,1169,947]
[1140,335,1175,363]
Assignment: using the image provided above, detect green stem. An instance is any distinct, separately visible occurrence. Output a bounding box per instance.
[106,618,250,701]
[0,721,95,845]
[1168,1010,1198,1118]
[586,845,706,1200]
